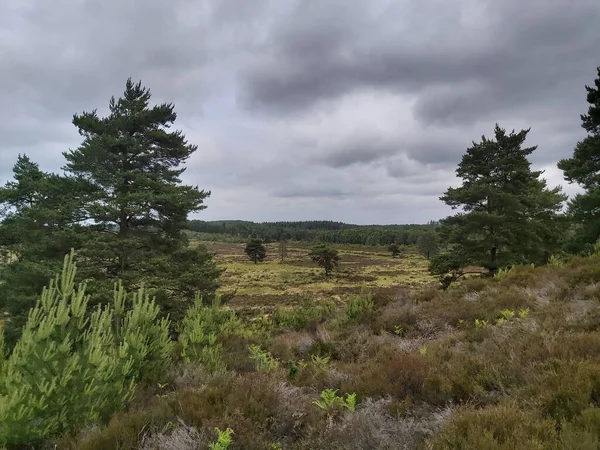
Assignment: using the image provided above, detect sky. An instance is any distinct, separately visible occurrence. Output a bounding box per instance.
[1,0,599,225]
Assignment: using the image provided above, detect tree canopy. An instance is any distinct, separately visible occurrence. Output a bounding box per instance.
[558,66,600,252]
[431,124,566,283]
[244,239,267,264]
[0,79,221,342]
[309,245,340,276]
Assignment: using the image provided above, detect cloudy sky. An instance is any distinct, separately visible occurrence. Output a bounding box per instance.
[2,0,599,224]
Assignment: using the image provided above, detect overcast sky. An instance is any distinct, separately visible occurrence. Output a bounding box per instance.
[2,0,599,224]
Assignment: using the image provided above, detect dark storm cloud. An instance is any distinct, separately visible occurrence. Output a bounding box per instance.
[239,0,600,123]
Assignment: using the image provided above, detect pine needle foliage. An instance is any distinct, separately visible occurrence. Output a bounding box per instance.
[178,294,232,372]
[0,250,173,447]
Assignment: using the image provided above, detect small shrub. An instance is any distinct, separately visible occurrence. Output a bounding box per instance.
[344,349,429,400]
[178,294,233,373]
[429,402,559,449]
[60,397,176,450]
[249,345,279,372]
[313,389,357,413]
[209,427,234,450]
[0,252,173,447]
[346,285,374,323]
[272,298,332,330]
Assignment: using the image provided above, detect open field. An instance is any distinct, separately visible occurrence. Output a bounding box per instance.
[193,241,437,311]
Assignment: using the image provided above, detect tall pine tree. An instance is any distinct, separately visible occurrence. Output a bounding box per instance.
[558,66,600,252]
[431,125,566,283]
[62,78,221,317]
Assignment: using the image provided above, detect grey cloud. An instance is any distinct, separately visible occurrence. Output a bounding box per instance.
[273,185,353,199]
[311,136,399,168]
[238,0,600,125]
[1,0,595,224]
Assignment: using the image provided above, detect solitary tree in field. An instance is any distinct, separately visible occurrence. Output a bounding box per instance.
[245,239,267,264]
[278,239,289,263]
[387,243,401,258]
[309,245,340,276]
[431,124,566,283]
[558,66,600,252]
[417,232,439,260]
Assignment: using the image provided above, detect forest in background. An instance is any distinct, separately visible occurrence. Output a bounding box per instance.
[186,219,438,246]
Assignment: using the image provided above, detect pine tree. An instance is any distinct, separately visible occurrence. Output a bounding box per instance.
[244,239,266,264]
[417,232,439,260]
[62,78,219,309]
[558,66,600,252]
[0,251,172,446]
[431,124,566,281]
[387,243,401,258]
[0,156,89,347]
[309,245,340,276]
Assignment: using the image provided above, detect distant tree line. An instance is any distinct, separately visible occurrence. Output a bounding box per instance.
[187,219,438,246]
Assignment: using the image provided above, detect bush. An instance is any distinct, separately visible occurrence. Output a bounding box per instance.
[59,397,176,450]
[343,348,429,400]
[430,402,559,449]
[346,286,374,323]
[272,298,333,330]
[0,251,173,447]
[178,294,234,373]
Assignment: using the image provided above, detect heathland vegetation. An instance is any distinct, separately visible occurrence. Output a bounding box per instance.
[1,66,600,449]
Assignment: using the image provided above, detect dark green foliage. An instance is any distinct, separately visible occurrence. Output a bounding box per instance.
[308,245,340,276]
[387,243,401,258]
[244,239,267,264]
[1,80,221,344]
[188,219,437,245]
[0,156,90,347]
[558,66,600,251]
[432,124,566,282]
[144,245,224,320]
[417,231,439,259]
[62,78,212,302]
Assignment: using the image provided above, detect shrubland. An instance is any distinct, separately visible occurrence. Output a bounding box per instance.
[2,250,599,449]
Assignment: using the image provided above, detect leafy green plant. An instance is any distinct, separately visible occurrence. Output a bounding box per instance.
[493,266,513,279]
[518,308,530,319]
[311,354,330,369]
[0,251,172,447]
[548,254,565,267]
[313,389,357,412]
[209,427,234,450]
[346,285,374,322]
[249,345,278,372]
[474,318,489,329]
[592,239,600,257]
[178,294,232,373]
